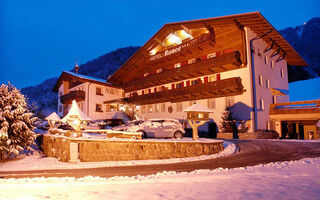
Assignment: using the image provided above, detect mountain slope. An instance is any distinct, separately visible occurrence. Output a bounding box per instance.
[21,46,139,117]
[280,17,320,82]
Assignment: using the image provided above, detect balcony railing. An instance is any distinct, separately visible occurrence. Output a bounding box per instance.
[124,51,242,92]
[127,77,244,105]
[60,90,85,104]
[270,100,320,115]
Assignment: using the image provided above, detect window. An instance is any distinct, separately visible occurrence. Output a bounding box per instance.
[106,104,117,112]
[176,102,183,112]
[260,99,264,110]
[209,75,217,82]
[271,60,275,69]
[191,79,198,85]
[156,68,162,73]
[272,95,277,104]
[266,79,270,88]
[207,99,216,109]
[280,69,284,78]
[174,63,181,68]
[264,56,269,65]
[141,105,146,113]
[259,75,263,86]
[96,104,103,112]
[96,87,103,96]
[226,97,235,107]
[144,72,149,77]
[176,83,182,88]
[188,58,196,64]
[207,52,216,59]
[154,104,159,113]
[161,103,166,112]
[147,105,153,113]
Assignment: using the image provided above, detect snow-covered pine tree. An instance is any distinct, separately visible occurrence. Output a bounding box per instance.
[0,83,37,160]
[219,106,236,133]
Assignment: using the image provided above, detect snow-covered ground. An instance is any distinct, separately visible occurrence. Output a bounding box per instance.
[0,157,319,200]
[0,140,236,171]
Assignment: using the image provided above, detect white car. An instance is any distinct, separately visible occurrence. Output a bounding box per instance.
[127,119,185,139]
[111,120,145,131]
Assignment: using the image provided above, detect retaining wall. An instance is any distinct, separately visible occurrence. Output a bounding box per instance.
[42,134,224,162]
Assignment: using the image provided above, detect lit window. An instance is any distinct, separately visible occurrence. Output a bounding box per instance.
[156,68,162,73]
[271,60,275,69]
[154,104,160,113]
[260,99,264,110]
[209,75,217,82]
[264,56,269,65]
[281,69,284,78]
[226,97,235,107]
[176,102,183,112]
[266,79,270,88]
[144,73,149,77]
[161,103,166,112]
[207,52,217,59]
[174,63,181,68]
[259,75,263,86]
[147,105,153,113]
[188,58,196,64]
[141,105,146,113]
[207,99,216,109]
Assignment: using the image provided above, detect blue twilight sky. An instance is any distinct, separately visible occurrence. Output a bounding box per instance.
[0,0,319,88]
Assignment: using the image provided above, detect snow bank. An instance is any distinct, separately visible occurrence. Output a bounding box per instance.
[0,157,319,200]
[0,140,236,172]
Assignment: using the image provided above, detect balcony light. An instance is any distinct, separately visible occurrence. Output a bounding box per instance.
[150,48,157,56]
[167,34,182,45]
[179,30,193,39]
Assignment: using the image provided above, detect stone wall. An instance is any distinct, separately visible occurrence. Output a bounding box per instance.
[42,134,224,162]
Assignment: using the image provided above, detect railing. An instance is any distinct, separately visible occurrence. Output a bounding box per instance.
[270,100,320,115]
[60,90,86,104]
[124,51,242,92]
[127,77,244,105]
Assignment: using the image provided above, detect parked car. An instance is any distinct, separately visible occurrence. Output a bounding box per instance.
[127,119,185,139]
[112,120,145,131]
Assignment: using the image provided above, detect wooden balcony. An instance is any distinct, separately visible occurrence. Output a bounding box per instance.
[60,90,85,104]
[124,51,242,92]
[127,77,244,105]
[270,100,320,115]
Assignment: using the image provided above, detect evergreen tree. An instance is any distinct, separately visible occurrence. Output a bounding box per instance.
[0,83,37,159]
[219,107,236,133]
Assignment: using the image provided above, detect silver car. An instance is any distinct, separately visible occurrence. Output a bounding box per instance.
[111,120,145,131]
[127,119,185,139]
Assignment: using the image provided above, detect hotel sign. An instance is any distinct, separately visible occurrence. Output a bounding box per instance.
[150,43,189,61]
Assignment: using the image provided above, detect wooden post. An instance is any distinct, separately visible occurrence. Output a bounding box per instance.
[188,120,206,140]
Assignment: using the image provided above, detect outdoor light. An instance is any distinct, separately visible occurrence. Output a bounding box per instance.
[45,112,61,129]
[67,115,85,131]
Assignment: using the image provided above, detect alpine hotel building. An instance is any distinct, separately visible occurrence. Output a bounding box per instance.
[56,12,320,138]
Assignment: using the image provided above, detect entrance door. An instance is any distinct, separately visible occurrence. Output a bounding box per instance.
[281,122,288,138]
[298,124,304,140]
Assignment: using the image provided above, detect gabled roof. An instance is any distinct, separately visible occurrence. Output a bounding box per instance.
[53,71,118,92]
[108,12,307,85]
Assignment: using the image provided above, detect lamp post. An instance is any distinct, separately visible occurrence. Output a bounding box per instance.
[45,112,61,134]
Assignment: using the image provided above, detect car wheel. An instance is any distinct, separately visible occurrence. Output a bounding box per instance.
[138,130,147,139]
[174,131,183,139]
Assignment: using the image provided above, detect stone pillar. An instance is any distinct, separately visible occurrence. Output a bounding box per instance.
[69,142,79,163]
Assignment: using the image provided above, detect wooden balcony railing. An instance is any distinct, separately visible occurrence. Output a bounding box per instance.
[124,51,242,92]
[127,77,244,105]
[270,100,320,115]
[60,90,85,104]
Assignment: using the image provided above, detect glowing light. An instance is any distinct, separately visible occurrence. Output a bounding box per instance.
[167,34,182,45]
[119,106,126,111]
[150,48,157,56]
[179,30,193,39]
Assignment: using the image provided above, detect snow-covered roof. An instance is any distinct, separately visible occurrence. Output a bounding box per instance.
[183,103,213,113]
[61,100,92,123]
[53,71,119,92]
[63,71,110,85]
[45,112,61,121]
